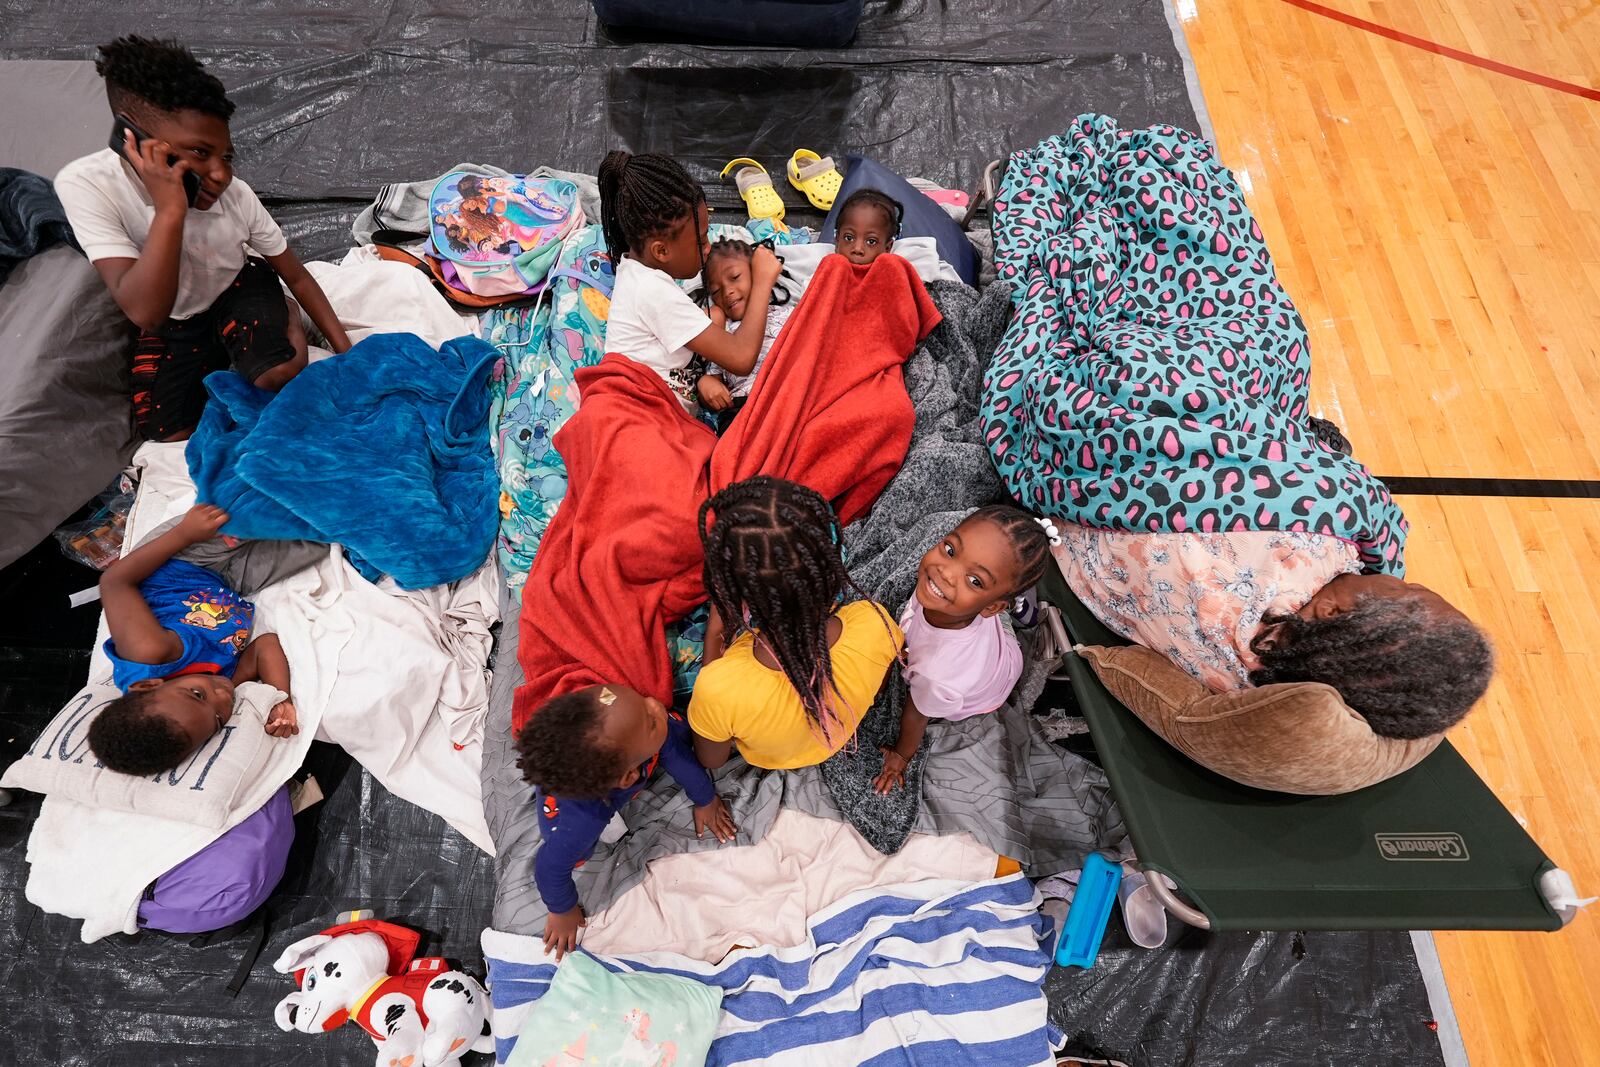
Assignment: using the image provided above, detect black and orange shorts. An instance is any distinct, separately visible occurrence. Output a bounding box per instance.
[131,258,293,440]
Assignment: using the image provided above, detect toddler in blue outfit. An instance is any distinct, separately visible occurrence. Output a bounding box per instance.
[90,503,300,776]
[516,684,737,960]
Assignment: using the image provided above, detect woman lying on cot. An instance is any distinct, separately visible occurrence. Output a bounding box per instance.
[1051,518,1494,739]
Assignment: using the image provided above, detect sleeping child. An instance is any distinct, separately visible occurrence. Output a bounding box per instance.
[89,503,300,777]
[873,506,1052,794]
[598,150,784,412]
[833,188,903,267]
[516,684,737,960]
[693,238,796,434]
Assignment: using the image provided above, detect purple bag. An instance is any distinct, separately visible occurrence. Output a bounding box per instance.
[137,786,295,934]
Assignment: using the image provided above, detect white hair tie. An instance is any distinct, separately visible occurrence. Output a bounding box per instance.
[1036,516,1063,547]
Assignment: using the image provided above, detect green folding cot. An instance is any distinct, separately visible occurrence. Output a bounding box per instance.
[1037,561,1577,932]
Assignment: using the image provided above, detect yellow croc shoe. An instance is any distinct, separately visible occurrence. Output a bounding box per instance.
[786,149,843,211]
[720,157,785,223]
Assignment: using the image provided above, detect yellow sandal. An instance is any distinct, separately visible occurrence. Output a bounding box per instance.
[720,157,786,222]
[786,149,843,211]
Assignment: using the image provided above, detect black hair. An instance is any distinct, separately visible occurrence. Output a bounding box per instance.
[95,36,235,122]
[87,688,190,776]
[691,237,794,308]
[597,150,705,264]
[836,188,904,237]
[964,505,1052,597]
[700,477,874,741]
[514,689,629,799]
[1250,596,1494,739]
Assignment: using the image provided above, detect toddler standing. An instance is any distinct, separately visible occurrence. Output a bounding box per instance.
[517,684,737,960]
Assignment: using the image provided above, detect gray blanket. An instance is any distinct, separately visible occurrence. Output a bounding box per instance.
[482,281,1126,935]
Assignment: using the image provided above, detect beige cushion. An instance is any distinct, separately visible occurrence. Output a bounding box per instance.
[1,680,287,828]
[1076,644,1442,795]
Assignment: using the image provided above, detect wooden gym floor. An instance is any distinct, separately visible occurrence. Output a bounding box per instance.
[1176,0,1599,1061]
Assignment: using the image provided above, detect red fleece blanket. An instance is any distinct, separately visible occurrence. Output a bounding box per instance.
[513,253,941,730]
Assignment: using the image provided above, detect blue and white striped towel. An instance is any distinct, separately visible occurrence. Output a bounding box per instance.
[482,873,1062,1066]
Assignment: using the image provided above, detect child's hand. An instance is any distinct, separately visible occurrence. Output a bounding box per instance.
[873,748,908,794]
[176,503,230,545]
[693,795,739,843]
[751,245,783,288]
[265,698,300,738]
[543,906,586,961]
[708,305,728,328]
[123,129,194,217]
[697,375,733,412]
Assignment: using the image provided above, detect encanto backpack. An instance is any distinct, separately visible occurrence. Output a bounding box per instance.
[373,172,584,308]
[428,172,582,297]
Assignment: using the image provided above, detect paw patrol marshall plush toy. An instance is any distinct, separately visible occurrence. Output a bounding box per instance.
[272,911,493,1067]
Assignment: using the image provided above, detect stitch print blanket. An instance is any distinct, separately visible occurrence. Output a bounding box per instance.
[982,115,1407,574]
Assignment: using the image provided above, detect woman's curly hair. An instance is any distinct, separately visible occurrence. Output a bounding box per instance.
[96,36,235,121]
[1250,595,1494,739]
[515,689,628,799]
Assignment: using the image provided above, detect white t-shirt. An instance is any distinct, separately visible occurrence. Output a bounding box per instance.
[54,148,289,321]
[603,255,711,406]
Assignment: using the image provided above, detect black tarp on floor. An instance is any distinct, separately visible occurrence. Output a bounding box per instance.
[1,1,1446,1063]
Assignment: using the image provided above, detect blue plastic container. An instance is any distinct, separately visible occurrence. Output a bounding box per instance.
[1054,852,1122,969]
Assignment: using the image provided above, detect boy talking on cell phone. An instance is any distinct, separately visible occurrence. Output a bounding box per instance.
[54,36,352,442]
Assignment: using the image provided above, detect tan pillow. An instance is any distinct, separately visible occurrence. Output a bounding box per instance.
[1075,644,1442,795]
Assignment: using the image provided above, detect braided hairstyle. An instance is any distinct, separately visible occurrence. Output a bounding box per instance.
[1250,596,1494,739]
[699,476,867,741]
[836,188,904,236]
[691,238,794,308]
[598,150,705,265]
[965,505,1053,596]
[514,689,627,799]
[96,36,235,121]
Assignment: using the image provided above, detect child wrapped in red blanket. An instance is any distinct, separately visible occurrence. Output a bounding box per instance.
[512,251,941,731]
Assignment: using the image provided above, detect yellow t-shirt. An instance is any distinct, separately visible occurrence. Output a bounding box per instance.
[688,600,904,770]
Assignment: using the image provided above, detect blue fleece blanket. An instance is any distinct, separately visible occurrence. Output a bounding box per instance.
[186,332,501,589]
[983,116,1407,574]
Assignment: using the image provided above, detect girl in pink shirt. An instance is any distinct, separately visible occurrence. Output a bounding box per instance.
[874,506,1054,794]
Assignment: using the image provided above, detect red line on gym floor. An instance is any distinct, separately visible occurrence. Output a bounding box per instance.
[1280,0,1600,102]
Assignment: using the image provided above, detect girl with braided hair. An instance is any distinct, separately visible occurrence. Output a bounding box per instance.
[692,237,798,433]
[873,506,1050,794]
[599,150,784,411]
[688,477,904,771]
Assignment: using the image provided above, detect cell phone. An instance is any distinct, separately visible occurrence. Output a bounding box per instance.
[110,114,202,207]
